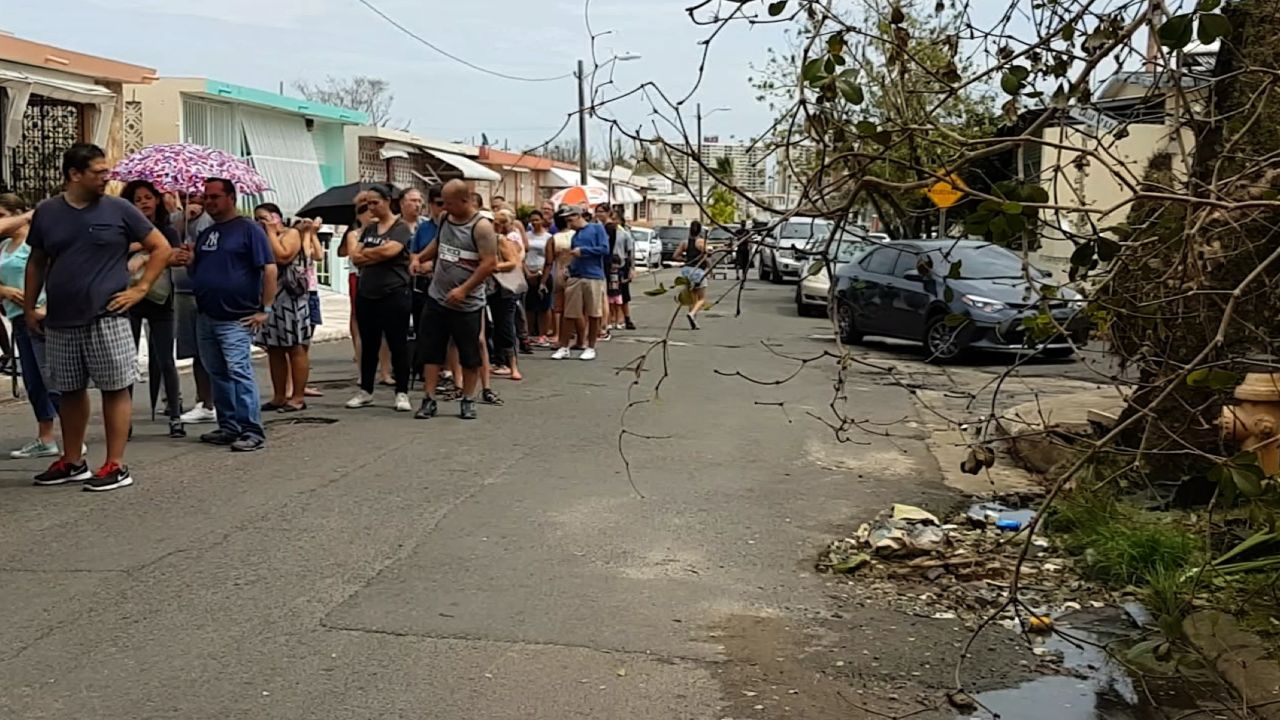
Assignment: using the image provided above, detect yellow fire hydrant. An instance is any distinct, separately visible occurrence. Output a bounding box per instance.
[1222,373,1280,477]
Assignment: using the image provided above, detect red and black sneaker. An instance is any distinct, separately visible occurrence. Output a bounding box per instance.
[83,462,134,493]
[33,459,92,486]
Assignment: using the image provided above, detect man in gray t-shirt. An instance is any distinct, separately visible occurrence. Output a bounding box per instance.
[409,179,498,420]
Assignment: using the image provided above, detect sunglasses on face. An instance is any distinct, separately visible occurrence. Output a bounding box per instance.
[356,203,370,214]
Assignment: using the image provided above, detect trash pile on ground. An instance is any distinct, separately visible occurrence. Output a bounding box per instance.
[817,501,1111,622]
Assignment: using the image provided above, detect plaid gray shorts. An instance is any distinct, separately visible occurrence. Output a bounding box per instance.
[45,315,139,393]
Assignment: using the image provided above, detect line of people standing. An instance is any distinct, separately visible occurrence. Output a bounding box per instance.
[1,144,648,491]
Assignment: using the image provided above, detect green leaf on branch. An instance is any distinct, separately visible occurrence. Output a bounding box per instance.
[1186,368,1240,390]
[1001,72,1023,96]
[644,284,669,297]
[802,58,827,84]
[1024,185,1050,204]
[963,212,992,235]
[1070,242,1095,268]
[1002,201,1023,215]
[944,313,967,328]
[944,286,955,303]
[946,260,964,279]
[673,275,689,287]
[838,80,865,105]
[767,0,788,16]
[855,120,878,136]
[677,288,695,307]
[1061,25,1076,43]
[1197,13,1231,45]
[1009,65,1031,81]
[1096,236,1121,263]
[827,34,845,55]
[1158,14,1194,50]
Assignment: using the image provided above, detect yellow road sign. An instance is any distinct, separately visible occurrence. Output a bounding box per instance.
[926,175,967,209]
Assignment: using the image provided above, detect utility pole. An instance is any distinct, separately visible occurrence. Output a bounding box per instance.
[696,102,703,222]
[577,59,589,186]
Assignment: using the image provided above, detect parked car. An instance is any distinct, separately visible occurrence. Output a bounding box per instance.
[794,231,871,316]
[629,227,661,268]
[707,227,735,253]
[655,226,688,263]
[831,240,1089,362]
[759,218,832,283]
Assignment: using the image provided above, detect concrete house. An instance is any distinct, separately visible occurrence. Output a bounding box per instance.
[124,77,368,214]
[0,33,155,202]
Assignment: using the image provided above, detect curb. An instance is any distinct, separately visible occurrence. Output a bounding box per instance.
[1184,611,1280,719]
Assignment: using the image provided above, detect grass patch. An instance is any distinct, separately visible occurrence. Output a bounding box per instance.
[1050,490,1202,587]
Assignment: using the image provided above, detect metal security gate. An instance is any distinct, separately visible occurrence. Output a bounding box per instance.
[8,96,83,204]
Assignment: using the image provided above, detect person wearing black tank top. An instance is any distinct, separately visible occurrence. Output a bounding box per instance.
[674,221,710,330]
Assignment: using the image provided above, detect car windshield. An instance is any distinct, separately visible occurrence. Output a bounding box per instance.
[631,229,653,241]
[924,244,1045,280]
[656,227,687,240]
[803,237,864,263]
[780,222,830,240]
[708,229,734,240]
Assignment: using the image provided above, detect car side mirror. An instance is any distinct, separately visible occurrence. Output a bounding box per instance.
[903,272,923,282]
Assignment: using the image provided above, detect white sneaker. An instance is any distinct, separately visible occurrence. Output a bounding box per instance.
[551,347,572,360]
[180,405,217,424]
[9,439,60,459]
[580,348,598,361]
[394,393,412,412]
[346,390,375,409]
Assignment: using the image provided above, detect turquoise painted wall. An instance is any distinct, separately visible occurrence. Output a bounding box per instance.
[311,123,347,189]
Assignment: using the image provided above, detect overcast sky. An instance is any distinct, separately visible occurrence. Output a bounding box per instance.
[4,0,787,154]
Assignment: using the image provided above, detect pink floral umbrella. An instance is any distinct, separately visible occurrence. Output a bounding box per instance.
[110,143,271,195]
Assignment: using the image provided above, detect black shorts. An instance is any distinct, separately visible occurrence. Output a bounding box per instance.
[620,281,631,304]
[416,296,483,369]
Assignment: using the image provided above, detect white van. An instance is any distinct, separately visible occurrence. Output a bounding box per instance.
[758,217,833,283]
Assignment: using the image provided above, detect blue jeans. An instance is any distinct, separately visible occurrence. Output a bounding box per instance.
[196,313,264,441]
[13,318,59,423]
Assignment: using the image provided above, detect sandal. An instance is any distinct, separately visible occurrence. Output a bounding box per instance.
[261,401,285,412]
[492,367,513,377]
[481,389,504,406]
[278,402,308,413]
[303,387,324,398]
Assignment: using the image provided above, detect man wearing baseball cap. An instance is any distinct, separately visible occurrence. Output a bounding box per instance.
[551,204,609,361]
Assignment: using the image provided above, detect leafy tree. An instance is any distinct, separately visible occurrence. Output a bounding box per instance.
[706,186,737,224]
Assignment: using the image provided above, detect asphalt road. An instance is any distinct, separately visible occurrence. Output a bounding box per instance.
[0,272,1086,719]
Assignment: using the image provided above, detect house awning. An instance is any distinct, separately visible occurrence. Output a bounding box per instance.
[543,166,607,189]
[424,149,500,182]
[0,67,117,149]
[239,107,326,214]
[611,185,644,205]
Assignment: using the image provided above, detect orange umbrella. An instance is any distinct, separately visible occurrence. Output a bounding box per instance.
[550,185,610,208]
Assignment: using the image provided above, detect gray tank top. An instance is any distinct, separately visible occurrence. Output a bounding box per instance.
[428,213,487,312]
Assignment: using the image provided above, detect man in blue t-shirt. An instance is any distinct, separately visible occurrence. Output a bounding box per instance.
[188,178,277,452]
[22,143,173,493]
[551,205,609,361]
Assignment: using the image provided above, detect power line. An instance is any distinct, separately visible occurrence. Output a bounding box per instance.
[355,0,575,83]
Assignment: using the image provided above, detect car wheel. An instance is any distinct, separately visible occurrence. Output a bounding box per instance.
[924,315,964,363]
[834,300,862,344]
[757,257,768,281]
[768,264,782,284]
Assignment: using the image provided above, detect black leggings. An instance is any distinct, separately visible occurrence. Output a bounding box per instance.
[356,288,411,394]
[488,292,520,367]
[129,299,182,420]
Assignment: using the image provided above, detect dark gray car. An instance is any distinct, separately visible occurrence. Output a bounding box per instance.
[831,240,1090,362]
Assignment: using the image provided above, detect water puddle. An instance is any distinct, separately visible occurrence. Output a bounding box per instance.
[971,608,1219,719]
